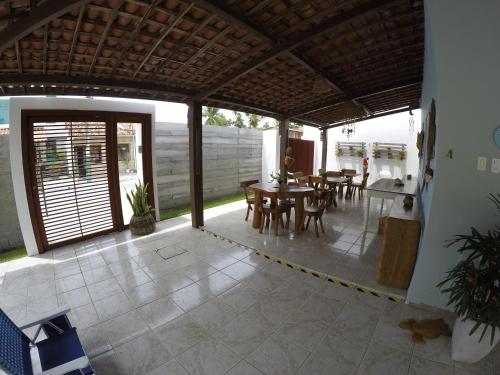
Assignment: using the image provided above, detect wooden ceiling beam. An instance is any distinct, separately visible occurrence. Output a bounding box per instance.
[194,0,400,101]
[289,80,421,117]
[15,42,22,73]
[66,5,85,74]
[132,3,194,79]
[207,95,285,117]
[0,0,91,54]
[0,74,194,97]
[42,24,49,74]
[321,105,417,130]
[88,0,125,75]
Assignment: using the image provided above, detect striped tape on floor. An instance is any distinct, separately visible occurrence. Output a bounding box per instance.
[199,227,406,304]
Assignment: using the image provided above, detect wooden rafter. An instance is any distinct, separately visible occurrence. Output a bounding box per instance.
[0,0,91,53]
[321,105,416,129]
[88,0,125,75]
[66,5,85,74]
[42,24,48,74]
[110,0,162,77]
[15,41,22,73]
[290,80,421,118]
[193,0,400,102]
[148,13,216,80]
[132,3,194,79]
[169,25,232,79]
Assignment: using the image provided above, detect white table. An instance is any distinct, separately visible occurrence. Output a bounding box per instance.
[363,178,418,231]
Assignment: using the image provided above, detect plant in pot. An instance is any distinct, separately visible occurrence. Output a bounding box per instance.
[126,182,156,235]
[437,193,500,363]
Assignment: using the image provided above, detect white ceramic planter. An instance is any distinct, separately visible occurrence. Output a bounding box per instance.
[452,318,500,363]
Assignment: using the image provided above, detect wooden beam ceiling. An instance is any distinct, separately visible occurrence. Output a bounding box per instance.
[194,0,401,100]
[0,0,91,54]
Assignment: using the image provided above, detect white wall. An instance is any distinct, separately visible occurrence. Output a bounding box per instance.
[261,129,279,182]
[407,0,500,308]
[326,111,421,184]
[9,97,156,255]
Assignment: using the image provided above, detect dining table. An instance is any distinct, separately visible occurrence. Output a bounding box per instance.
[248,182,315,233]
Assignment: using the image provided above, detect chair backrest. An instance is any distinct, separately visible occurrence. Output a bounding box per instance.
[308,175,326,190]
[341,168,357,175]
[291,171,307,185]
[326,171,343,177]
[0,309,33,375]
[361,173,370,189]
[240,179,259,200]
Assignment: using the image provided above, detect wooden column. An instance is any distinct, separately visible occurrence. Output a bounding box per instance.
[321,128,328,170]
[278,118,289,177]
[188,100,204,227]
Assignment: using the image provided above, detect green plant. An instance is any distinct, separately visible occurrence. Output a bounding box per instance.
[126,182,152,217]
[437,194,500,344]
[269,170,284,183]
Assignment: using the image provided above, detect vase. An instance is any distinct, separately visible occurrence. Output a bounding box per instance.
[451,317,500,363]
[129,213,156,235]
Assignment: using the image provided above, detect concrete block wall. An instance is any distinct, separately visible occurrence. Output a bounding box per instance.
[0,135,24,251]
[155,122,262,211]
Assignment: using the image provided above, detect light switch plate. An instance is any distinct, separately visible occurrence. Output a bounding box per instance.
[492,158,500,173]
[477,156,487,172]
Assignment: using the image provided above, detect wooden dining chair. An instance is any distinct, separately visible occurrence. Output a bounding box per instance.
[308,175,332,208]
[259,200,288,236]
[240,180,266,221]
[305,197,327,237]
[340,169,357,199]
[351,173,370,199]
[326,171,343,177]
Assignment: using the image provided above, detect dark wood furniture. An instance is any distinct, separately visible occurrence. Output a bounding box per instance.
[248,183,314,233]
[240,179,266,221]
[259,202,288,236]
[351,173,370,199]
[377,195,421,289]
[304,202,326,237]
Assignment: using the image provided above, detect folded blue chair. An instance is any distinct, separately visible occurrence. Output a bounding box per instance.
[0,307,94,375]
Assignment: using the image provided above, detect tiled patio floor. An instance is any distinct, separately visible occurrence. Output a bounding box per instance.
[204,195,404,298]
[0,208,498,375]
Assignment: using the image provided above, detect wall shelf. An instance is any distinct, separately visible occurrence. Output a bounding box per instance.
[336,141,366,158]
[372,142,407,160]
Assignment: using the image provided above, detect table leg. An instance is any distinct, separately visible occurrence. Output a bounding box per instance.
[252,191,262,229]
[363,191,371,232]
[294,196,305,233]
[379,198,385,217]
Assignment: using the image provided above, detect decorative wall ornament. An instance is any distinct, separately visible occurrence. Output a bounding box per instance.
[423,99,437,190]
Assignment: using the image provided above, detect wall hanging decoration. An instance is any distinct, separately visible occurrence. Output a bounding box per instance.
[493,126,500,149]
[336,141,366,158]
[423,99,437,190]
[409,109,415,133]
[416,130,424,158]
[342,119,356,140]
[371,142,407,160]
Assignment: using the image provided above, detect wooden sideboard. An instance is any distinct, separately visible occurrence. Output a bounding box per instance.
[377,195,421,289]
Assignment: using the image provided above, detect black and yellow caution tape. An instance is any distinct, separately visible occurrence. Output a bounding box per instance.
[200,227,406,304]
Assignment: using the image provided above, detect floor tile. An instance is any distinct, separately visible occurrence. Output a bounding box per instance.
[87,278,123,302]
[147,359,189,375]
[154,271,194,294]
[138,296,184,329]
[215,314,270,357]
[356,342,411,375]
[68,302,100,330]
[155,314,209,357]
[55,273,85,294]
[189,298,237,334]
[171,283,214,311]
[177,338,240,375]
[90,350,127,375]
[408,356,453,375]
[124,281,164,307]
[196,271,238,296]
[79,324,112,358]
[277,309,330,351]
[226,361,264,375]
[114,331,171,375]
[218,283,262,314]
[247,334,310,375]
[57,286,91,309]
[101,310,149,346]
[221,261,257,281]
[93,291,133,320]
[182,261,218,282]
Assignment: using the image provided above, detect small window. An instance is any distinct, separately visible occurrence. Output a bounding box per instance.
[90,144,102,163]
[118,144,130,161]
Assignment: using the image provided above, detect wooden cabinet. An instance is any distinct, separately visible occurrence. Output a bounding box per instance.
[377,195,421,289]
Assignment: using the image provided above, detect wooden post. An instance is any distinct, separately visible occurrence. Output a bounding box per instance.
[321,128,328,170]
[187,100,203,227]
[279,118,289,177]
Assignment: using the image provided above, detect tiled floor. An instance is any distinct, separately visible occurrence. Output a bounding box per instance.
[204,195,405,298]
[0,207,499,375]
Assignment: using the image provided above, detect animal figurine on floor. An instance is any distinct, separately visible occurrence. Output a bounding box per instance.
[399,318,451,344]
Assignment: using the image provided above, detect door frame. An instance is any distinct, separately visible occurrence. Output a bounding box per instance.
[21,110,154,252]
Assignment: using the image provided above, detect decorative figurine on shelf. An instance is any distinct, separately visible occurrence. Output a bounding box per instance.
[403,195,414,209]
[362,158,369,174]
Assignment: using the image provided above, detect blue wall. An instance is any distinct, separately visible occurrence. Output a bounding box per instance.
[407,0,500,308]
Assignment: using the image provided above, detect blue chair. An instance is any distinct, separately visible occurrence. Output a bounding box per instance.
[0,307,94,375]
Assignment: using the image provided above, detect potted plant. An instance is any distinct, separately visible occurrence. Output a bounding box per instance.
[126,182,156,235]
[356,149,364,158]
[438,194,500,362]
[399,150,406,160]
[270,171,285,185]
[336,147,343,157]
